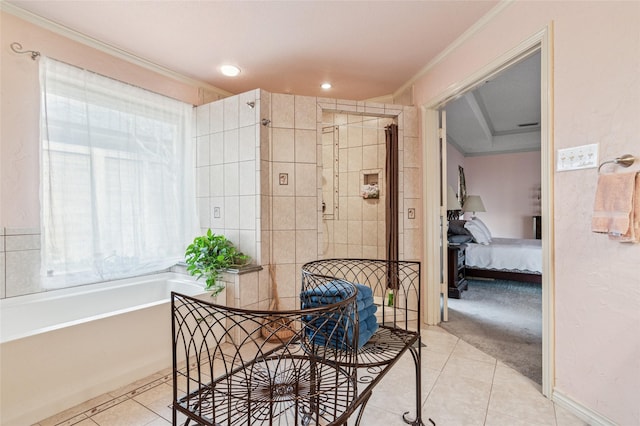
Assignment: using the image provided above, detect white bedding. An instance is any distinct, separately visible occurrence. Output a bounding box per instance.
[464,237,542,274]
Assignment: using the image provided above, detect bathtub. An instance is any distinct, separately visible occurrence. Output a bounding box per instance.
[0,272,211,426]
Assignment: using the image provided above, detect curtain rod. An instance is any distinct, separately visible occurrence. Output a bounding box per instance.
[8,40,228,106]
[10,42,40,60]
[9,41,201,107]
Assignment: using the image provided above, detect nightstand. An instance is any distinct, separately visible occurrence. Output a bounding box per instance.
[447,245,468,299]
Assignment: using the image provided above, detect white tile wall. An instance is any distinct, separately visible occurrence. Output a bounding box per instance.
[223,129,239,164]
[210,133,224,165]
[238,161,256,195]
[196,136,210,167]
[238,126,256,162]
[194,90,262,279]
[223,163,239,196]
[209,100,224,134]
[3,228,42,298]
[195,103,210,136]
[209,165,224,197]
[224,196,240,229]
[238,89,259,128]
[223,96,239,131]
[239,196,256,230]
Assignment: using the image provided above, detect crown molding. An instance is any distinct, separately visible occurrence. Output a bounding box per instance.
[1,2,233,99]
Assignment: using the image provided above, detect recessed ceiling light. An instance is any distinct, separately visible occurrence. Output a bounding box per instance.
[321,82,332,90]
[220,65,241,77]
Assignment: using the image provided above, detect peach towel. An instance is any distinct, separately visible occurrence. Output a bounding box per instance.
[592,171,639,243]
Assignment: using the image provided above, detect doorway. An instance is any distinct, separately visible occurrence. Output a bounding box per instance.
[421,27,554,397]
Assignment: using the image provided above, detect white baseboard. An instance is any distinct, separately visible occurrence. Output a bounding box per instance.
[553,389,617,426]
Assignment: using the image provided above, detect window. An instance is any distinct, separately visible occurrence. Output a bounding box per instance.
[40,57,198,288]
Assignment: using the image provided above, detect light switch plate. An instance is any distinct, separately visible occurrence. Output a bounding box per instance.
[557,144,599,171]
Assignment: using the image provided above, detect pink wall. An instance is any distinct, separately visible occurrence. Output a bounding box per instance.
[446,142,465,192]
[414,2,640,424]
[447,144,541,238]
[464,151,540,238]
[0,12,208,228]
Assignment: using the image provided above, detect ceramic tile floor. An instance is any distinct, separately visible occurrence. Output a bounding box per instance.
[35,326,588,426]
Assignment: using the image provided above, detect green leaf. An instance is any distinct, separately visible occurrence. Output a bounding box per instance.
[184,230,249,285]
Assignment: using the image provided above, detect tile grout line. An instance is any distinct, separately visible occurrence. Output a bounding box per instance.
[482,358,498,426]
[49,374,173,426]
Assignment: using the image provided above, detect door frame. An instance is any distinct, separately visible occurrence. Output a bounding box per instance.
[421,24,555,397]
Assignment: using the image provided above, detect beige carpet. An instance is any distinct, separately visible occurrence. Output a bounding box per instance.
[440,279,542,384]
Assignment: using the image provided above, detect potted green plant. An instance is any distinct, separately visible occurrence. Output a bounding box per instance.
[184,229,250,297]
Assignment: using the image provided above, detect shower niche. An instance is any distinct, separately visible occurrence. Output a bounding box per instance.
[361,171,381,199]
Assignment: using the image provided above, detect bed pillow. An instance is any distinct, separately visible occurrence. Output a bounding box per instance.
[448,220,470,236]
[464,220,491,245]
[471,217,492,240]
[448,234,473,244]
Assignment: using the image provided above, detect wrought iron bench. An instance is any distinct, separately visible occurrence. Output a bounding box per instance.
[301,259,426,425]
[172,258,428,426]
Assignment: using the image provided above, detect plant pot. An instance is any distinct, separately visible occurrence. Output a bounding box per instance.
[261,316,295,342]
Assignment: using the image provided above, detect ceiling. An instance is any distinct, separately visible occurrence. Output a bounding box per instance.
[6,0,498,100]
[445,51,541,156]
[6,1,539,155]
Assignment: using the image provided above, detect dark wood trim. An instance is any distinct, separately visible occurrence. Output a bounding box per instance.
[448,245,468,298]
[533,215,542,240]
[465,267,542,284]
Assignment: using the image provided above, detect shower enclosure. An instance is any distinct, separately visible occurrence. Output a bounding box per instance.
[320,112,396,259]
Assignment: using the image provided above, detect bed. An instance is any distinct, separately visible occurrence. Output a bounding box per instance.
[448,218,542,284]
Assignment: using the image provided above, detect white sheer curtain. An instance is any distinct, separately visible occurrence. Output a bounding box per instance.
[40,57,198,288]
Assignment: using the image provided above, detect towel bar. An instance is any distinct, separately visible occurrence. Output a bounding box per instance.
[598,154,635,173]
